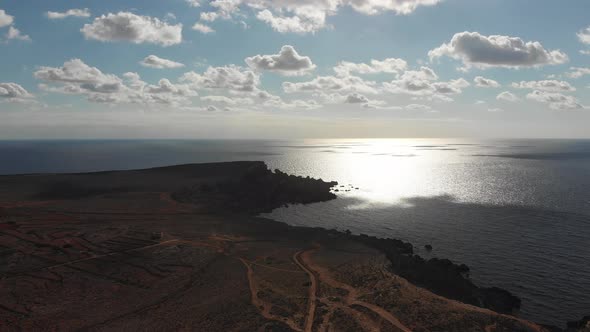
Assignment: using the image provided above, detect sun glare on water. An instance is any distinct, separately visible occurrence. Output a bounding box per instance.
[282,138,465,210]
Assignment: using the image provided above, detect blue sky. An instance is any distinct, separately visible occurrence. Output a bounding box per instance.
[1,0,589,139]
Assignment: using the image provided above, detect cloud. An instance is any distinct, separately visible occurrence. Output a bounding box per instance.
[432,78,469,94]
[283,74,378,95]
[181,65,260,93]
[0,9,30,42]
[200,12,219,22]
[46,9,91,19]
[429,31,568,69]
[566,67,590,79]
[0,83,32,101]
[6,26,30,41]
[245,45,316,76]
[186,0,201,7]
[405,103,432,111]
[34,59,324,111]
[143,78,194,95]
[577,26,590,45]
[488,108,504,112]
[199,0,442,34]
[526,90,584,110]
[345,93,369,104]
[496,91,519,102]
[333,58,407,76]
[200,95,254,105]
[347,0,443,15]
[81,12,182,46]
[333,92,388,108]
[0,9,14,27]
[35,59,122,86]
[256,9,326,34]
[140,55,185,69]
[192,23,215,34]
[474,76,500,88]
[581,50,590,55]
[383,66,468,99]
[263,97,322,110]
[382,67,437,95]
[511,80,575,92]
[35,59,196,105]
[362,100,400,110]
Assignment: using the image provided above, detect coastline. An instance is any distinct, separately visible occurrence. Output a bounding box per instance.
[0,161,586,331]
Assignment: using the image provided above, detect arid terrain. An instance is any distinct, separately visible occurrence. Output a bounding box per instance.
[0,162,586,331]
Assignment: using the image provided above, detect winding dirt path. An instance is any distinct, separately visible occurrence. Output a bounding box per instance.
[239,258,304,332]
[297,246,412,332]
[293,249,319,332]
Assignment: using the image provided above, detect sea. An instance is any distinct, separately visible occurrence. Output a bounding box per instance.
[0,139,588,326]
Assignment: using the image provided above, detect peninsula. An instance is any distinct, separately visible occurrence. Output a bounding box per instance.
[0,162,586,331]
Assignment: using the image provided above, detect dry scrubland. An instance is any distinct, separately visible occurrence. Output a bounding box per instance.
[0,162,587,331]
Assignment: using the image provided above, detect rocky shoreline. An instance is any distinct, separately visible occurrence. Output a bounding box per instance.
[171,161,587,330]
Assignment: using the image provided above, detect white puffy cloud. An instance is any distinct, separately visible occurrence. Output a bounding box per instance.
[283,74,378,95]
[6,26,30,41]
[0,83,32,101]
[526,90,584,110]
[383,66,468,98]
[432,78,469,94]
[334,58,407,76]
[35,59,196,105]
[200,95,254,105]
[0,9,30,42]
[382,67,436,95]
[245,45,316,76]
[0,9,14,27]
[566,67,590,79]
[511,80,575,92]
[35,59,122,87]
[181,65,260,93]
[488,108,504,112]
[474,76,500,88]
[34,59,327,111]
[140,55,185,69]
[197,0,442,34]
[578,26,590,45]
[347,0,442,15]
[192,23,215,34]
[581,50,590,55]
[496,91,519,102]
[429,31,568,69]
[340,92,389,108]
[81,12,182,46]
[144,78,194,96]
[46,9,91,19]
[362,100,400,110]
[345,93,369,104]
[256,9,326,34]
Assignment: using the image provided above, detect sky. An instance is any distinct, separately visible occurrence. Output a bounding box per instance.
[1,0,590,139]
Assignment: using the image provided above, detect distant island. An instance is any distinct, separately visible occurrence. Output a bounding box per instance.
[0,162,586,331]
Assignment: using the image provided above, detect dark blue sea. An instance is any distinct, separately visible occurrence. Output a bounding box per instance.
[1,139,589,326]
